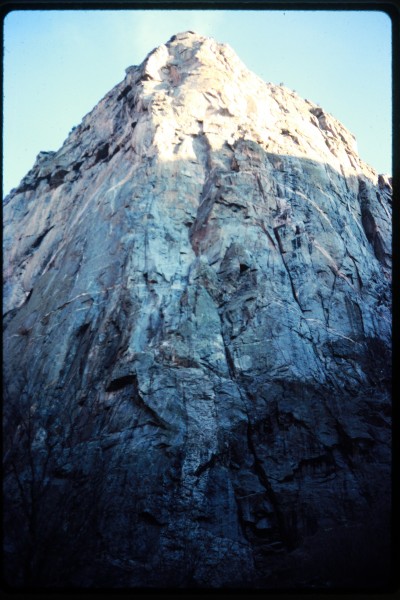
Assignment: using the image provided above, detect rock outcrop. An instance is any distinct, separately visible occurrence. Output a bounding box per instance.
[3,31,392,588]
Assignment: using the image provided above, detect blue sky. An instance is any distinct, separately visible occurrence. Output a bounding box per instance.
[3,9,392,195]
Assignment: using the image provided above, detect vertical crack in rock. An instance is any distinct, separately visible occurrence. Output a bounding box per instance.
[3,31,391,589]
[245,422,291,550]
[273,226,304,313]
[358,176,391,268]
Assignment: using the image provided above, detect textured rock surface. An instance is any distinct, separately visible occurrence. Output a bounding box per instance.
[3,31,392,588]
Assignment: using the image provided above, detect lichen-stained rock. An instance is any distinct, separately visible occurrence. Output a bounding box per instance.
[3,31,391,588]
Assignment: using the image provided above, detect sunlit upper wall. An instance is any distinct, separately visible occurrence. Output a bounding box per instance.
[3,9,392,196]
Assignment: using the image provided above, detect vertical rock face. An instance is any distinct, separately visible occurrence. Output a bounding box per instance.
[3,32,391,588]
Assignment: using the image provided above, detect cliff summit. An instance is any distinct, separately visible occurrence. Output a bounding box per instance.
[3,31,391,588]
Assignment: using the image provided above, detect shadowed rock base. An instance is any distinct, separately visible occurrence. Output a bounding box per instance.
[3,31,391,589]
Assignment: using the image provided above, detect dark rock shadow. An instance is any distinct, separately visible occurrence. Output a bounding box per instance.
[3,137,392,589]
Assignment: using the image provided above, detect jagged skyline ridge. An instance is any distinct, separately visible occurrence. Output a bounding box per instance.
[3,31,392,588]
[3,9,392,195]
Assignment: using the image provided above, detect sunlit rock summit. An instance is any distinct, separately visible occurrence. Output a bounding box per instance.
[3,31,392,588]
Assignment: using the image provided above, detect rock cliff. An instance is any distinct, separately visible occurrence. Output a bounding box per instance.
[3,31,392,588]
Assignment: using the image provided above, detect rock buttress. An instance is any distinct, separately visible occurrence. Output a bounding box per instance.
[3,31,391,588]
